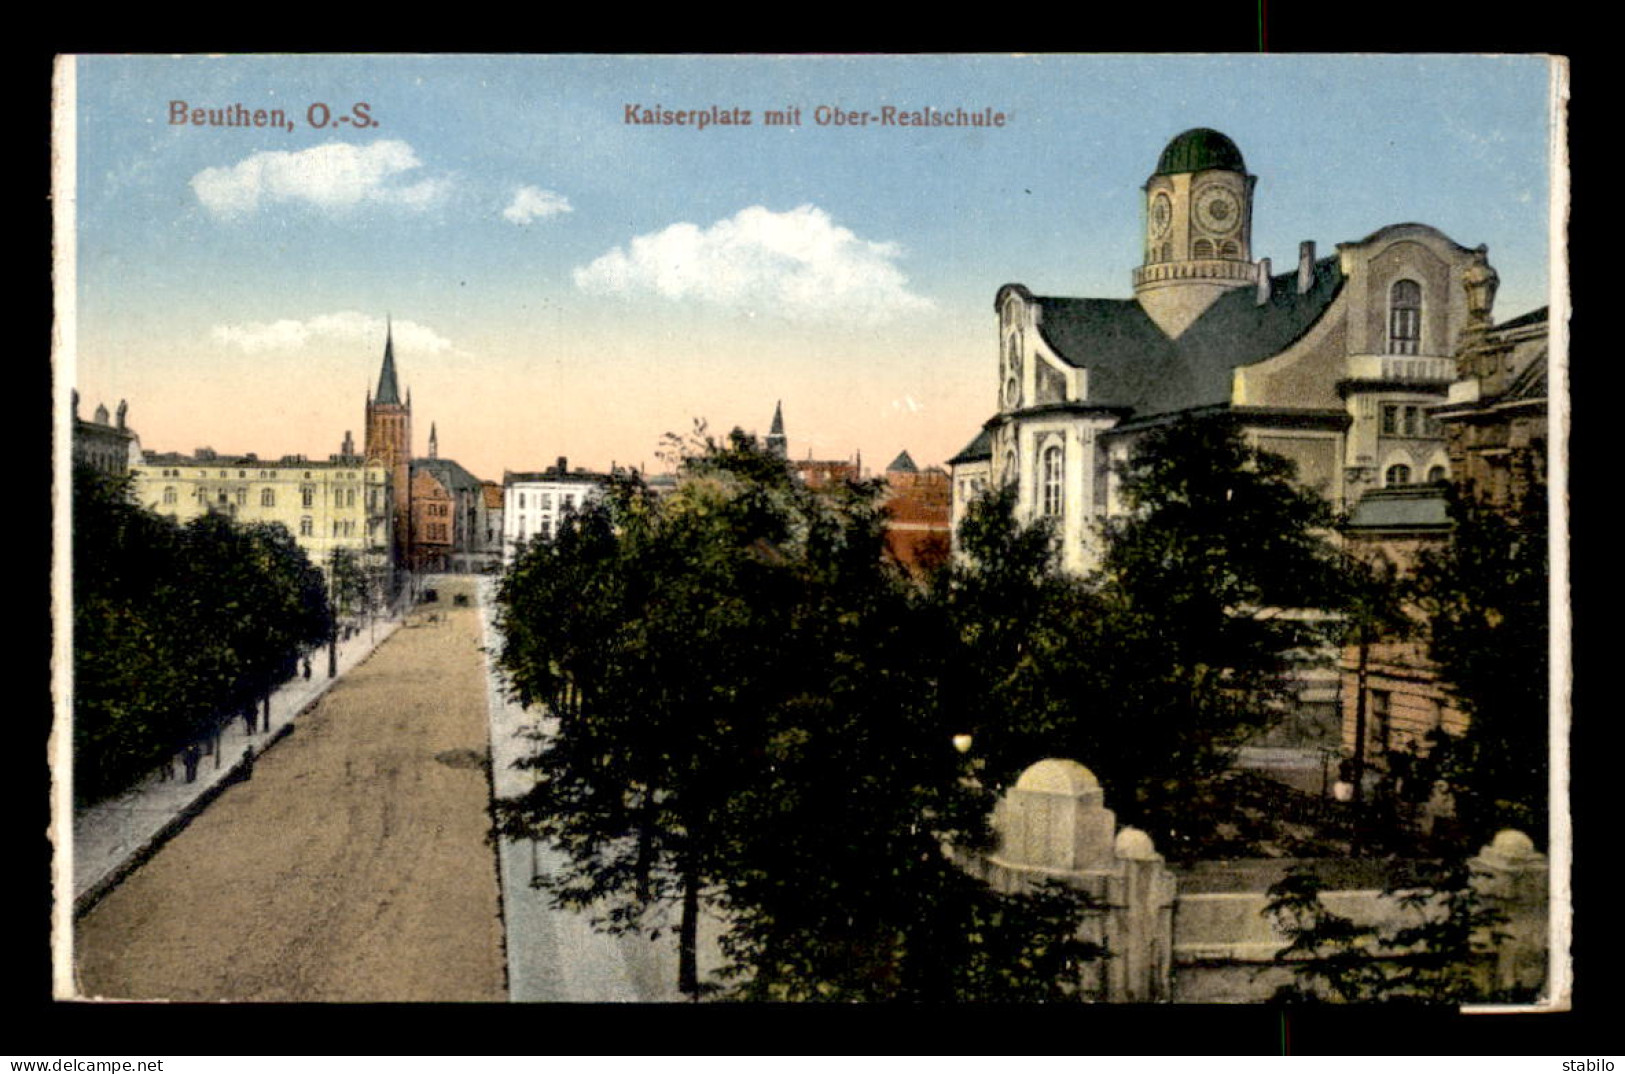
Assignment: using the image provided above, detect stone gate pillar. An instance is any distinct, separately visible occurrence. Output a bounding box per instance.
[982,759,1176,1002]
[1469,829,1550,998]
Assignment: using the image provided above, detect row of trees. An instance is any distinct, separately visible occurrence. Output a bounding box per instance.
[73,465,334,805]
[496,428,1101,1000]
[494,414,1550,1000]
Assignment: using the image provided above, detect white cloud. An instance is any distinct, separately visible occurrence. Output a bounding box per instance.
[191,140,452,218]
[211,311,455,355]
[572,205,933,323]
[503,185,573,224]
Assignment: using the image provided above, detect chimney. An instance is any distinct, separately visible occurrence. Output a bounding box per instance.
[1298,241,1316,294]
[556,456,567,474]
[1256,258,1272,306]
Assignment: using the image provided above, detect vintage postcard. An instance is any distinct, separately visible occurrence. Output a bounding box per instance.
[52,54,1570,1010]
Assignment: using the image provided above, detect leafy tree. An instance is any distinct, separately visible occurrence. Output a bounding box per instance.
[1332,549,1419,808]
[497,433,817,996]
[926,485,1104,792]
[1028,415,1343,839]
[327,546,373,621]
[1408,486,1550,844]
[72,464,332,804]
[495,430,1103,1000]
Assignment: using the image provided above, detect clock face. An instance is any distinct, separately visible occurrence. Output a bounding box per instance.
[1149,192,1172,238]
[1194,185,1241,234]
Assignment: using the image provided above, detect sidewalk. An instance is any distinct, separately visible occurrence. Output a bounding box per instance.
[478,577,726,1002]
[70,612,404,914]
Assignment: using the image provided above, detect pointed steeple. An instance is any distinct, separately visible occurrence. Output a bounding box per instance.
[375,317,403,405]
[767,400,787,459]
[429,421,439,459]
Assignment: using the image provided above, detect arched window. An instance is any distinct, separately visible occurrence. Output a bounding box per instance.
[1426,465,1447,484]
[1160,242,1172,262]
[163,486,176,505]
[1388,279,1422,355]
[1385,464,1412,487]
[1041,444,1064,517]
[299,516,313,536]
[1193,239,1214,259]
[261,488,275,507]
[1220,240,1239,259]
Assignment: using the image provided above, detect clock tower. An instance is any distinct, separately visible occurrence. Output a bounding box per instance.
[1133,128,1258,338]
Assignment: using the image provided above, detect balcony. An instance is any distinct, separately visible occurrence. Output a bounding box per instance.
[1132,259,1258,288]
[1343,353,1455,386]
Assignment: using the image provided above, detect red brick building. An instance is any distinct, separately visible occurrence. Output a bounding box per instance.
[881,451,952,575]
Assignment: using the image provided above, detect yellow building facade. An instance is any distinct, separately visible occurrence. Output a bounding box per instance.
[131,448,394,591]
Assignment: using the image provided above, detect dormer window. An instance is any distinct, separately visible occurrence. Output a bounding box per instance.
[1388,279,1422,355]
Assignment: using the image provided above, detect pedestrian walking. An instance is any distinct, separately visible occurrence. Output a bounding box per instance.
[242,702,257,736]
[303,658,312,680]
[182,743,201,783]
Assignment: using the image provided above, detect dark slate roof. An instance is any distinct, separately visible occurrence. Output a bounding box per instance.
[1497,306,1549,332]
[1345,486,1452,531]
[887,450,918,473]
[1032,256,1344,418]
[1155,128,1246,176]
[948,428,993,465]
[505,469,611,486]
[413,457,483,493]
[375,329,402,406]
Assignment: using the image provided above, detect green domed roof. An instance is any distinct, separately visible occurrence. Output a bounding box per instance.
[1154,128,1246,176]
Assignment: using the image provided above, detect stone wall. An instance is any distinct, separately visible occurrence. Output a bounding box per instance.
[960,757,1550,1003]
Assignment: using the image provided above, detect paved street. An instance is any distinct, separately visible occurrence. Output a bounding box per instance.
[73,577,506,1002]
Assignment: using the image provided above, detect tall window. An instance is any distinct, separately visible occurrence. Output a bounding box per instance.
[300,516,313,536]
[302,486,315,508]
[163,486,176,505]
[262,488,275,507]
[1388,279,1422,355]
[1041,444,1064,518]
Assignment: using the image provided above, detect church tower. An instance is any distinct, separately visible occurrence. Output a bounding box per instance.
[1132,128,1258,338]
[365,319,412,571]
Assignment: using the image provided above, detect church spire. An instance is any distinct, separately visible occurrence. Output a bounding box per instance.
[429,421,438,459]
[767,400,787,458]
[375,316,403,406]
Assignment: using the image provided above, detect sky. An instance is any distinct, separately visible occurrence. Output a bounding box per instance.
[63,54,1562,481]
